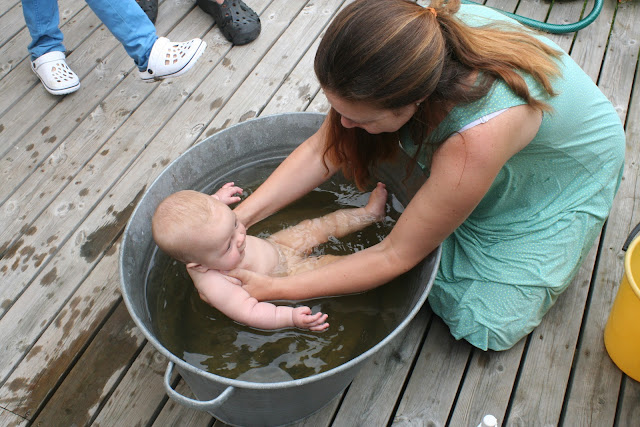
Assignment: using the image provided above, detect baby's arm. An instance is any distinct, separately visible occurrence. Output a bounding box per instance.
[270,182,388,253]
[189,268,329,331]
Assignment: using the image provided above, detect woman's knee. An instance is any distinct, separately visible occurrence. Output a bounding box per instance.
[429,281,552,351]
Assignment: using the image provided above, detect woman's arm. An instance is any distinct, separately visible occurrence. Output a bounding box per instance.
[234,119,340,228]
[231,105,542,300]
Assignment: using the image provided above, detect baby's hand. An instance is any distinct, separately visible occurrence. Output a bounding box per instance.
[292,306,329,331]
[212,182,243,205]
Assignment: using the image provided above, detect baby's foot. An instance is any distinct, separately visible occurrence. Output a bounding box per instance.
[364,182,387,221]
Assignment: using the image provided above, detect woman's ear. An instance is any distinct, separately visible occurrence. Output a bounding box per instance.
[186,262,208,273]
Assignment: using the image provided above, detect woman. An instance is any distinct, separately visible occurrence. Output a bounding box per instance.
[231,0,625,351]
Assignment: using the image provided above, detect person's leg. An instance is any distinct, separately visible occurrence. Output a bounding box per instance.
[22,0,80,95]
[429,274,558,351]
[197,0,260,45]
[135,0,157,24]
[429,210,602,351]
[85,0,157,69]
[85,0,206,80]
[269,182,387,254]
[21,0,65,59]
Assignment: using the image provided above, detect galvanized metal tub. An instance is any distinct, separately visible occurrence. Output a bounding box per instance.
[119,112,440,426]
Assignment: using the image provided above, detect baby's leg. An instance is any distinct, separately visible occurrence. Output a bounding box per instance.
[270,183,387,253]
[287,254,341,275]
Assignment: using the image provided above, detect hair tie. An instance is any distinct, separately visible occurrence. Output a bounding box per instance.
[426,7,437,18]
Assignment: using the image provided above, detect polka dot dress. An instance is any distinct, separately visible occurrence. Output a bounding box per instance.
[400,5,625,350]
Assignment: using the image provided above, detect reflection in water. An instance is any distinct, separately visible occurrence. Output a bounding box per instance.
[146,178,411,381]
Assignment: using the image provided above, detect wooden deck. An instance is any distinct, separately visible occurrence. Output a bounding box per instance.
[1,0,639,425]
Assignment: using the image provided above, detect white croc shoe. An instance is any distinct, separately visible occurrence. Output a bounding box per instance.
[139,37,207,82]
[31,51,80,95]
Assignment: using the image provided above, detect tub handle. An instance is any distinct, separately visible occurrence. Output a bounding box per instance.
[622,223,640,252]
[164,361,234,411]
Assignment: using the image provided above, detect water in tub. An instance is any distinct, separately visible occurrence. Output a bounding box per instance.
[146,177,412,381]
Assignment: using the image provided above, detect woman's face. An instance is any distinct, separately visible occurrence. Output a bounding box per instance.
[325,90,418,134]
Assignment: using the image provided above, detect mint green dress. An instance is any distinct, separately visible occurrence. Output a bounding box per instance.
[400,5,625,350]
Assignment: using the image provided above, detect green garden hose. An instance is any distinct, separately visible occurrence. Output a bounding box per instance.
[461,0,604,33]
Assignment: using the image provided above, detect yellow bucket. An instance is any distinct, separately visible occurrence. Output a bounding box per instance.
[604,225,640,382]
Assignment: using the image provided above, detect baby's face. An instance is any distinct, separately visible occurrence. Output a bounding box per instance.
[198,201,247,271]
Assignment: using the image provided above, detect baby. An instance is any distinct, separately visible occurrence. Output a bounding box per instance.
[151,182,388,332]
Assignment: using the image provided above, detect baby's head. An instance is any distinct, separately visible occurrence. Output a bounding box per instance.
[151,190,247,271]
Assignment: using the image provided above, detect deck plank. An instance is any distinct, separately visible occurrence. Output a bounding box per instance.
[0,0,184,208]
[0,0,91,83]
[151,380,215,426]
[506,245,598,426]
[331,307,430,426]
[617,378,640,426]
[29,0,338,421]
[392,316,471,426]
[562,0,640,424]
[567,0,617,82]
[288,392,343,427]
[0,0,107,122]
[1,0,638,425]
[0,6,219,384]
[449,341,526,426]
[0,3,30,64]
[0,408,27,427]
[0,0,20,18]
[30,302,145,425]
[194,0,342,144]
[90,343,174,426]
[502,0,620,424]
[0,241,123,418]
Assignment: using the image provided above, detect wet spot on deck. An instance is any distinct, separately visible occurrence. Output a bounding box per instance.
[240,111,256,122]
[47,136,57,143]
[477,352,489,368]
[21,225,37,236]
[20,246,35,262]
[79,188,89,197]
[222,57,236,71]
[206,119,231,137]
[4,377,28,392]
[33,253,47,268]
[41,126,50,135]
[80,188,145,262]
[25,345,43,362]
[210,97,223,111]
[298,84,311,100]
[40,267,58,286]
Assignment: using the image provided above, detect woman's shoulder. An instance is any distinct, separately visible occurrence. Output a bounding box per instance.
[438,104,542,169]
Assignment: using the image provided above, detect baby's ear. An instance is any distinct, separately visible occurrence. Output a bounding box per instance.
[186,262,208,273]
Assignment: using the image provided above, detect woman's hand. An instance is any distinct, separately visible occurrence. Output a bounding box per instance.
[226,268,276,301]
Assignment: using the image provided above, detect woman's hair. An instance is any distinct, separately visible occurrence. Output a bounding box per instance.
[314,0,563,189]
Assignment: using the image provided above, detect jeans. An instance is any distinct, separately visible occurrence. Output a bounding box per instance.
[22,0,158,70]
